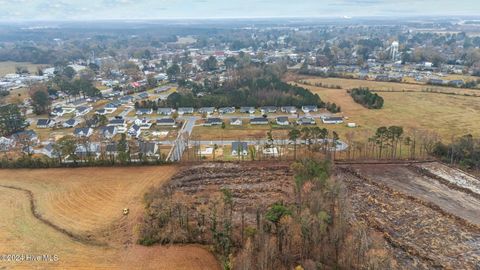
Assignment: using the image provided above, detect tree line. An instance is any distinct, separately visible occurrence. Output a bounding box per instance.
[349,88,384,109]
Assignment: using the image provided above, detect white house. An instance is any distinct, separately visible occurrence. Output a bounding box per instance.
[75,106,93,117]
[302,106,318,113]
[276,117,289,126]
[230,118,242,126]
[63,118,79,128]
[36,119,55,129]
[128,124,142,138]
[135,118,153,129]
[74,127,94,137]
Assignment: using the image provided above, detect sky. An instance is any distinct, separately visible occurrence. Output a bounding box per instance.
[0,0,479,21]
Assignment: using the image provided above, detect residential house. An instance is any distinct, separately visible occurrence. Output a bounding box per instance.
[239,107,256,114]
[178,107,194,115]
[157,108,173,116]
[322,117,344,124]
[218,107,236,114]
[63,118,79,128]
[105,143,119,156]
[75,143,101,159]
[297,117,316,125]
[301,106,318,113]
[108,119,127,133]
[136,92,149,100]
[41,143,60,159]
[136,108,153,115]
[51,107,65,117]
[119,95,134,104]
[250,117,269,125]
[74,127,93,137]
[276,117,289,126]
[96,109,108,115]
[0,137,15,151]
[128,124,142,138]
[156,118,177,127]
[75,106,92,117]
[134,118,153,129]
[139,141,158,157]
[104,103,119,114]
[231,142,248,156]
[230,118,242,126]
[198,107,216,115]
[36,119,55,128]
[12,130,39,145]
[281,106,297,114]
[260,106,277,114]
[204,118,223,126]
[99,126,118,139]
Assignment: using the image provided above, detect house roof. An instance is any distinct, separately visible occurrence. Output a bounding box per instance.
[65,118,77,125]
[139,141,157,154]
[276,117,289,122]
[74,127,91,135]
[37,119,51,126]
[250,117,269,123]
[232,142,248,151]
[157,118,175,124]
[206,118,223,124]
[323,117,343,121]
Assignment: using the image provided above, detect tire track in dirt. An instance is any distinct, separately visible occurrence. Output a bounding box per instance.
[0,184,106,247]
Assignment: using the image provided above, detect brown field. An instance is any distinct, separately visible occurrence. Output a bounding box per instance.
[0,166,220,270]
[0,61,47,76]
[295,80,480,141]
[191,124,290,141]
[299,77,480,95]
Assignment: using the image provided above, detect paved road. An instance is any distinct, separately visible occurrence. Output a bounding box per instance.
[167,116,198,161]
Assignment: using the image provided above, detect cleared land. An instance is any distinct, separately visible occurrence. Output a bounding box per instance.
[0,166,220,270]
[337,162,480,269]
[296,79,480,140]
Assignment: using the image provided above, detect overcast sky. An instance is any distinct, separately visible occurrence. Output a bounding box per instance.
[0,0,479,21]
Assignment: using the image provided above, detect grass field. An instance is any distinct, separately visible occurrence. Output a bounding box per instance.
[0,166,220,269]
[296,80,480,141]
[299,77,480,96]
[0,61,47,76]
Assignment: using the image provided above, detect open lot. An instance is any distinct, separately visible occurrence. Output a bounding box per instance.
[0,166,220,269]
[296,79,480,141]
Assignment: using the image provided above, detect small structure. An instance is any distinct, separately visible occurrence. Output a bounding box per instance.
[260,106,277,114]
[139,141,158,157]
[136,108,153,115]
[231,141,248,156]
[322,117,344,124]
[347,123,357,128]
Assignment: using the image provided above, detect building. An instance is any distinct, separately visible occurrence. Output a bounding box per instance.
[281,106,297,114]
[239,107,256,114]
[139,141,158,157]
[136,108,153,115]
[75,143,101,159]
[178,107,194,115]
[198,107,215,115]
[51,107,65,117]
[230,118,242,126]
[204,118,223,126]
[250,117,269,125]
[128,124,142,138]
[63,118,79,128]
[260,106,277,114]
[157,108,173,116]
[156,118,177,127]
[231,142,248,156]
[74,127,93,137]
[297,117,316,125]
[322,117,344,124]
[99,126,118,139]
[276,117,289,126]
[36,119,55,128]
[301,106,318,113]
[218,107,236,114]
[134,118,153,129]
[75,106,92,117]
[12,130,39,145]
